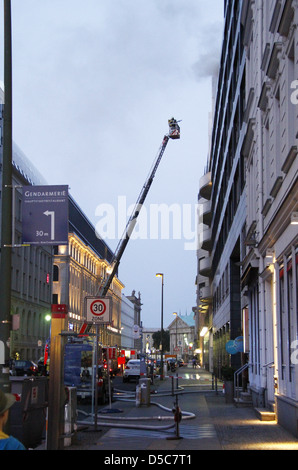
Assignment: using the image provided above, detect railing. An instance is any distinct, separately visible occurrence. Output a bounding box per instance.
[234,363,251,403]
[263,361,275,404]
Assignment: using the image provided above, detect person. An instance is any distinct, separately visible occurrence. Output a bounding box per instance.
[0,389,26,450]
[192,358,197,369]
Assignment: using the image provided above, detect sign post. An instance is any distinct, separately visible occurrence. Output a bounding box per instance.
[85,297,112,324]
[20,185,68,449]
[84,296,112,420]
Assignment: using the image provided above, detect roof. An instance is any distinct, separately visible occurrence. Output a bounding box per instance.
[68,195,114,264]
[167,313,195,330]
[12,142,47,186]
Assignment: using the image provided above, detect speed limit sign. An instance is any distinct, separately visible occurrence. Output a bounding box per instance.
[85,297,111,323]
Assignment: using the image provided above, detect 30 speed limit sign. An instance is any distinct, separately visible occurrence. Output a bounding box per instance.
[85,297,111,323]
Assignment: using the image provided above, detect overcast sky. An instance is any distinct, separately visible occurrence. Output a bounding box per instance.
[0,0,224,329]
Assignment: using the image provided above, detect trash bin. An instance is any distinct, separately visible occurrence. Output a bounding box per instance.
[10,376,48,449]
[139,378,151,406]
[64,386,77,447]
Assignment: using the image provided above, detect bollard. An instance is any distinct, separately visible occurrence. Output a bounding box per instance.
[136,385,141,407]
[167,395,182,440]
[139,378,151,406]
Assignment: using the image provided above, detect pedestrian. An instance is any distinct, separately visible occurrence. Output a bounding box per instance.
[0,389,26,450]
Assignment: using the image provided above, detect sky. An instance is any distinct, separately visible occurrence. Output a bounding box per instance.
[0,0,224,329]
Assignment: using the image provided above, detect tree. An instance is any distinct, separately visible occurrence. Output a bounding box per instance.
[152,330,170,352]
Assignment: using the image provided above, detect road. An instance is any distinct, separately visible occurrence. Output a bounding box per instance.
[76,364,200,418]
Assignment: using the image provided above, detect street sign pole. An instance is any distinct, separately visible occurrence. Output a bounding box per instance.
[0,1,12,408]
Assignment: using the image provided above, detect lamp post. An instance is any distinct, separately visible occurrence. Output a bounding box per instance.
[173,312,178,353]
[156,273,164,380]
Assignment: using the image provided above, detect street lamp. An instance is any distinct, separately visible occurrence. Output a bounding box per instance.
[156,273,164,380]
[173,312,178,353]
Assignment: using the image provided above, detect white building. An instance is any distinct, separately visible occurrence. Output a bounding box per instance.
[241,0,298,436]
[142,327,159,356]
[120,293,135,351]
[198,0,298,438]
[168,314,196,361]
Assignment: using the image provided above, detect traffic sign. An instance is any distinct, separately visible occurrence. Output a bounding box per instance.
[22,185,69,245]
[85,296,111,324]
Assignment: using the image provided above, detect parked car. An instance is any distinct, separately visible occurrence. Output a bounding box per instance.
[123,359,140,382]
[10,360,38,376]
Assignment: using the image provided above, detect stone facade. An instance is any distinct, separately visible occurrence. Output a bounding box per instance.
[197,0,298,437]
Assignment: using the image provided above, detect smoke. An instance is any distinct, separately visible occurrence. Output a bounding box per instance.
[192,21,223,81]
[193,52,220,80]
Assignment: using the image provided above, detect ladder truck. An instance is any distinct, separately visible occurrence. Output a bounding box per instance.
[99,117,181,297]
[77,118,180,338]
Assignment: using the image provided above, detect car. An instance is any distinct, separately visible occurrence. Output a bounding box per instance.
[10,360,38,376]
[123,359,140,382]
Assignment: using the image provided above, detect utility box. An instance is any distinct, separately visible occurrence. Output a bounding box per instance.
[139,378,151,406]
[10,376,48,449]
[64,386,77,447]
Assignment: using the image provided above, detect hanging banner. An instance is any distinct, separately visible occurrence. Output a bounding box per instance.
[22,185,69,245]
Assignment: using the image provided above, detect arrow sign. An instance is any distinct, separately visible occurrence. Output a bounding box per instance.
[43,210,55,240]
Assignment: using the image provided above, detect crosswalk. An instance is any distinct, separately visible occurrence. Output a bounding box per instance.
[166,373,210,381]
[103,424,217,440]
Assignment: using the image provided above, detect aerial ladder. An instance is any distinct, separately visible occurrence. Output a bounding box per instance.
[78,118,180,337]
[99,117,181,297]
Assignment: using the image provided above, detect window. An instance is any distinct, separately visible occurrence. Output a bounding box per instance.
[53,265,59,282]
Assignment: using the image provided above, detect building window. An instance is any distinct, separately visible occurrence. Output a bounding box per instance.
[53,265,59,282]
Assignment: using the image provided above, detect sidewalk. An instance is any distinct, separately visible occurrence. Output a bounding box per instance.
[57,367,298,452]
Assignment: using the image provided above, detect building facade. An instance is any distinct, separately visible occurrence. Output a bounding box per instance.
[197,0,298,437]
[126,291,142,352]
[52,195,125,348]
[241,0,298,436]
[120,293,135,352]
[142,327,160,356]
[168,314,196,361]
[197,0,247,376]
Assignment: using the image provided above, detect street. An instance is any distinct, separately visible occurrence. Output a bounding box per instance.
[76,363,211,421]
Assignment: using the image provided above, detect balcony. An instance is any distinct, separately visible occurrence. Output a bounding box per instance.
[201,227,212,252]
[199,285,212,304]
[199,172,212,200]
[199,254,212,278]
[202,199,212,226]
